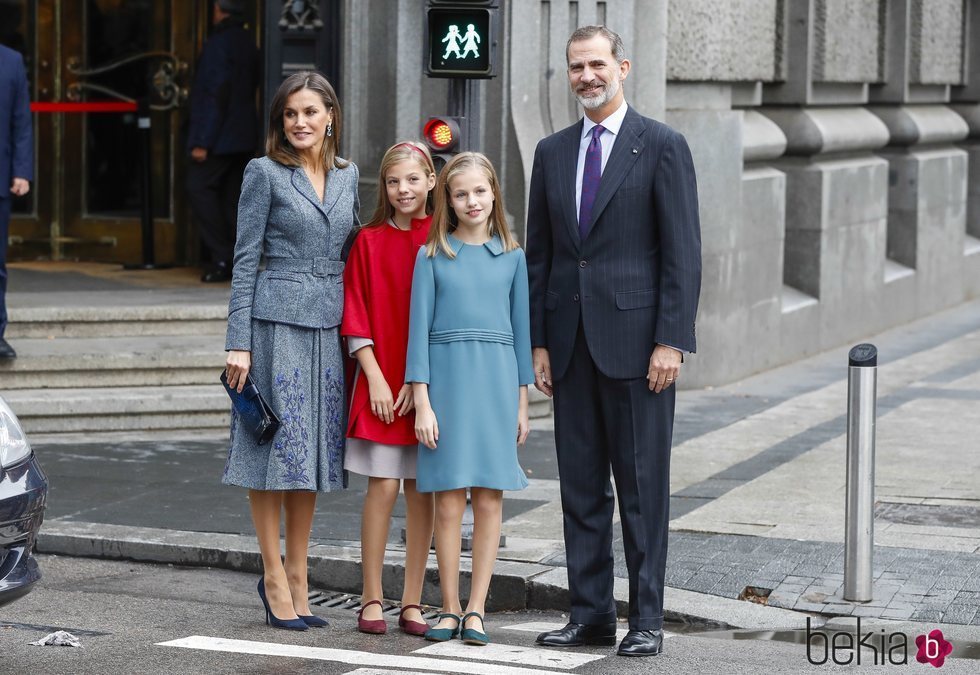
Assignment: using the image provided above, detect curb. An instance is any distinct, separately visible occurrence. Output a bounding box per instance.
[37,520,810,630]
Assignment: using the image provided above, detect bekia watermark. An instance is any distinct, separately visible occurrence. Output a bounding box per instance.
[806,618,953,667]
[915,629,954,668]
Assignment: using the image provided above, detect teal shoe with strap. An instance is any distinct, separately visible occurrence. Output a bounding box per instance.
[460,611,489,646]
[424,613,462,642]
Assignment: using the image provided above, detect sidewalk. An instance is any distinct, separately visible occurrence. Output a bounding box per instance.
[23,287,980,630]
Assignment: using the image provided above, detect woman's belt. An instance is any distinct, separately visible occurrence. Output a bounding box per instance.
[266,257,345,277]
[429,329,514,345]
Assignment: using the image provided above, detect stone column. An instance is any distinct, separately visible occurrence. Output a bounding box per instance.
[951,104,980,295]
[868,0,973,311]
[766,0,884,107]
[340,0,372,209]
[508,0,671,236]
[761,108,891,354]
[664,0,783,386]
[666,85,745,387]
[951,2,980,296]
[342,0,449,213]
[868,107,969,317]
[631,0,667,123]
[740,112,789,373]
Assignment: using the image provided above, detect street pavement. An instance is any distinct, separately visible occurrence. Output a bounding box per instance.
[28,295,980,622]
[2,556,978,674]
[5,264,980,670]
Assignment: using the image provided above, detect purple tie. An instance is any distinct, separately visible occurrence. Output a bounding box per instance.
[579,124,605,239]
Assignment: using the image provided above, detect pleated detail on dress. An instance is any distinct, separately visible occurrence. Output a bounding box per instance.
[428,329,514,345]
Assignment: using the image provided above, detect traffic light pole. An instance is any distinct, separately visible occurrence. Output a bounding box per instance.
[448,78,480,152]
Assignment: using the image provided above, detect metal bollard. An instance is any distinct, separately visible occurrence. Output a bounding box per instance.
[844,343,878,602]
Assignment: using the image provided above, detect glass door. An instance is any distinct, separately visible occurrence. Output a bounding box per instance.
[6,0,198,264]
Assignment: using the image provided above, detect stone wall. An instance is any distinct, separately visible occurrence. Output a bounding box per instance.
[340,0,980,387]
[659,0,979,385]
[910,0,965,85]
[812,0,883,83]
[666,0,780,82]
[666,85,746,383]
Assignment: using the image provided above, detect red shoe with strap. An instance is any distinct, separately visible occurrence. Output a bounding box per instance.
[398,604,430,636]
[357,600,387,634]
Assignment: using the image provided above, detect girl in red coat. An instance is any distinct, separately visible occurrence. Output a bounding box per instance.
[342,141,437,635]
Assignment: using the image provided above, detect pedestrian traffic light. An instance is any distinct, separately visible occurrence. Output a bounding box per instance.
[422,116,463,172]
[424,1,500,78]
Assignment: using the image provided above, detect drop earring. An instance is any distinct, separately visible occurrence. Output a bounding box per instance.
[327,123,333,137]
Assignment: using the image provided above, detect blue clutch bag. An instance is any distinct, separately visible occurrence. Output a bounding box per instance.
[220,372,281,445]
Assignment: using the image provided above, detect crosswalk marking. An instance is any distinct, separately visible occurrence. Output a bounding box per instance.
[501,621,676,641]
[157,636,566,675]
[413,641,605,669]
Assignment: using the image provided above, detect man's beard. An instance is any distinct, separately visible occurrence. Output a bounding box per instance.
[575,75,620,110]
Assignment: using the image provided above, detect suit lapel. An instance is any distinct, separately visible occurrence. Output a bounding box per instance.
[560,121,583,249]
[588,108,646,233]
[322,167,347,216]
[290,167,330,220]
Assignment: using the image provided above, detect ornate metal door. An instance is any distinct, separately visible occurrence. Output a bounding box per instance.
[6,0,197,263]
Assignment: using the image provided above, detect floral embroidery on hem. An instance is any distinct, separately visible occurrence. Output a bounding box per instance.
[274,368,312,486]
[222,407,239,481]
[324,366,345,488]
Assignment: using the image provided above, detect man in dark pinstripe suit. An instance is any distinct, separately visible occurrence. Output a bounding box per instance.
[526,25,701,657]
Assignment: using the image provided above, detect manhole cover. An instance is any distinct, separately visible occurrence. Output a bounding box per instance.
[875,502,980,529]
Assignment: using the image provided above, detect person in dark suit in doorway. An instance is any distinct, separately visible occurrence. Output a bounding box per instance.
[186,0,259,282]
[0,44,33,360]
[526,25,702,657]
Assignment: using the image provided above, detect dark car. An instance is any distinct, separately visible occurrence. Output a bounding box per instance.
[0,395,47,607]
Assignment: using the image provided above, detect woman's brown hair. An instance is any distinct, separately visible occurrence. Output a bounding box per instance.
[368,141,437,227]
[426,152,519,259]
[265,71,348,171]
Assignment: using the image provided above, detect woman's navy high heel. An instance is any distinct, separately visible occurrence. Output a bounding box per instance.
[299,613,329,628]
[257,578,309,631]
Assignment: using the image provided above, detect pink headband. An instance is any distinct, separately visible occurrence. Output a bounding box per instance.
[394,142,431,164]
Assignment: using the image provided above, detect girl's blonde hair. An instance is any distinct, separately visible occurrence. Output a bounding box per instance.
[265,71,348,171]
[426,152,520,258]
[368,141,437,227]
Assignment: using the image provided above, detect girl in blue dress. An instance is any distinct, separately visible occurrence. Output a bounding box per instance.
[406,152,534,646]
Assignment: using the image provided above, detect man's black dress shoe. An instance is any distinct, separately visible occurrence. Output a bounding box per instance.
[0,338,16,360]
[617,629,664,656]
[201,262,232,283]
[536,622,617,647]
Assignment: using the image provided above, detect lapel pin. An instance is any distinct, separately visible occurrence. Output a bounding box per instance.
[632,148,638,154]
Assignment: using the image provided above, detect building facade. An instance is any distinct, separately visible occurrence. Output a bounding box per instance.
[5,0,980,386]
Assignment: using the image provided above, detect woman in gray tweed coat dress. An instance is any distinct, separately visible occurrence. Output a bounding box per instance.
[223,71,359,630]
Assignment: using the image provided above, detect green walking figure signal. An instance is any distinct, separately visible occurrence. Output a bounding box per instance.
[442,25,463,59]
[461,24,481,58]
[425,1,499,78]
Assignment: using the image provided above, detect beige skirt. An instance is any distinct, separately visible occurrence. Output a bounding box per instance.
[344,438,418,479]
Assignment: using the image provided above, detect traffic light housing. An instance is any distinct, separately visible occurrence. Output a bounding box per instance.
[425,0,500,78]
[422,116,463,172]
